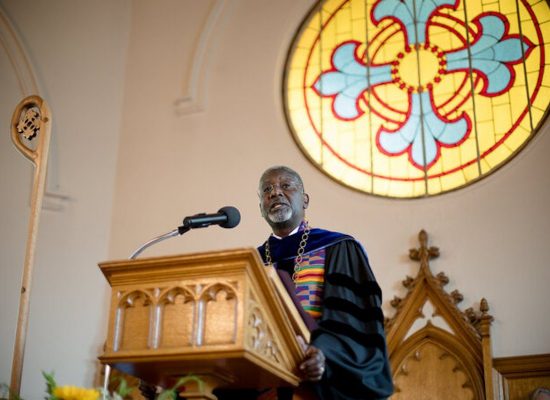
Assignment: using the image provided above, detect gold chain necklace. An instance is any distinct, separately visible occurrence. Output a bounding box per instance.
[264,221,310,282]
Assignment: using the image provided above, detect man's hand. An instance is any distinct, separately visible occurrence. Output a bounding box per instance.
[297,335,326,382]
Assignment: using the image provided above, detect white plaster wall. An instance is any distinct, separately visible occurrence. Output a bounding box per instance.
[0,0,548,398]
[0,1,130,398]
[109,0,550,362]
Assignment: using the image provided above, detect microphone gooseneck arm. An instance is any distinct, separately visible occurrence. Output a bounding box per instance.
[129,227,190,260]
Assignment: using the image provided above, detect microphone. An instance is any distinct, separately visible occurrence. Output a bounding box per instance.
[180,206,241,230]
[129,206,241,259]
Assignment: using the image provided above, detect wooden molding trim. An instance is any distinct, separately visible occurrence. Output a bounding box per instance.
[494,353,550,379]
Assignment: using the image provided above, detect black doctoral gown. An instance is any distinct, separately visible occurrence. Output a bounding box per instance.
[257,227,394,400]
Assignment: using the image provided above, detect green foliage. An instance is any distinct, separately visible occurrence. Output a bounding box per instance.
[109,376,133,399]
[2,372,203,400]
[156,375,203,400]
[42,372,59,400]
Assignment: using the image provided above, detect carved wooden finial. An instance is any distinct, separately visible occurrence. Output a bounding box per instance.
[450,289,463,304]
[409,230,439,275]
[436,272,449,286]
[419,229,428,247]
[479,298,493,334]
[465,307,477,324]
[402,276,414,289]
[480,298,489,314]
[391,296,403,308]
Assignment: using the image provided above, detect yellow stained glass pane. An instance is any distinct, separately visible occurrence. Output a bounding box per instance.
[283,0,550,198]
[439,170,467,192]
[463,163,481,181]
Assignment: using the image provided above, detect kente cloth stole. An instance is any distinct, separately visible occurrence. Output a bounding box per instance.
[294,248,325,319]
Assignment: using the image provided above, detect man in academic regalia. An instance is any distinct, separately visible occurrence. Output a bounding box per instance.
[255,165,394,400]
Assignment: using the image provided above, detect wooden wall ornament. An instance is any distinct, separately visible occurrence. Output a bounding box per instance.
[8,95,52,398]
[385,230,495,399]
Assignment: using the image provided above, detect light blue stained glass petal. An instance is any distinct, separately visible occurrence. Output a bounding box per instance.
[493,40,529,62]
[373,0,456,44]
[333,43,366,75]
[342,79,368,98]
[470,36,498,55]
[474,47,497,62]
[417,0,435,21]
[379,93,421,154]
[445,13,528,95]
[373,0,416,43]
[373,0,413,25]
[485,63,512,93]
[472,59,500,75]
[368,65,393,85]
[379,126,416,153]
[479,15,506,40]
[314,42,395,120]
[314,72,347,95]
[401,116,419,143]
[346,75,368,87]
[334,93,360,119]
[425,133,438,165]
[424,112,446,136]
[420,92,468,144]
[417,0,456,41]
[412,128,437,165]
[445,53,467,70]
[434,116,468,144]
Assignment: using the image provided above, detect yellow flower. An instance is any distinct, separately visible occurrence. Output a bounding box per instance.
[53,385,100,400]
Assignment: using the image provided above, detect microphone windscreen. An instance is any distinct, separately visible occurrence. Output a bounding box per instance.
[218,206,241,228]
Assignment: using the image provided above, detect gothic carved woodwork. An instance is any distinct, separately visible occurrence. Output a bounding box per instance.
[392,340,477,400]
[98,248,306,399]
[385,230,495,399]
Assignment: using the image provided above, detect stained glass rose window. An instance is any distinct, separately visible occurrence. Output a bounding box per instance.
[284,0,550,197]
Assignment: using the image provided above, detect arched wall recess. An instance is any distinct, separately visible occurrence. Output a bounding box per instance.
[174,0,226,116]
[0,7,39,96]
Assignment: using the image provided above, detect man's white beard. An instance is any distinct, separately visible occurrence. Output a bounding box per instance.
[268,207,292,224]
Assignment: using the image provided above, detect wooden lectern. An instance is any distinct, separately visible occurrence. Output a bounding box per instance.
[98,248,309,399]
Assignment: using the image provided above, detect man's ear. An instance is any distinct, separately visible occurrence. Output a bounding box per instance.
[303,193,310,209]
